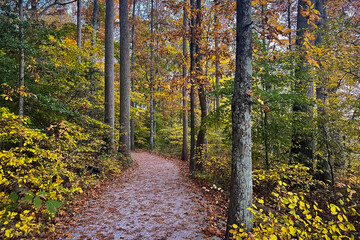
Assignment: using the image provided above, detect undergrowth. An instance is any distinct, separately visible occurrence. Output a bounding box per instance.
[0,107,123,239]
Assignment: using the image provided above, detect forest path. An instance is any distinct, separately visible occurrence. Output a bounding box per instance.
[63,152,207,240]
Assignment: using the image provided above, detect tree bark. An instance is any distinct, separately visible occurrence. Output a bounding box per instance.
[19,0,24,124]
[225,0,253,237]
[314,0,334,185]
[130,0,137,151]
[189,0,196,177]
[77,0,81,49]
[291,0,314,165]
[194,0,207,171]
[181,0,189,161]
[149,0,155,152]
[105,0,115,152]
[92,0,98,48]
[119,0,131,158]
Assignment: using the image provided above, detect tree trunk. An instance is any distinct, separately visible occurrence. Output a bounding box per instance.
[19,0,24,124]
[314,0,334,185]
[291,0,314,165]
[194,0,207,171]
[104,0,115,152]
[119,0,131,158]
[287,0,292,50]
[92,0,98,48]
[214,5,220,110]
[225,0,253,237]
[189,0,196,177]
[77,0,81,49]
[181,0,189,161]
[130,0,137,151]
[149,0,155,152]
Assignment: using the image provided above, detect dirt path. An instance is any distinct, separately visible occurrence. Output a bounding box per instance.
[63,152,208,240]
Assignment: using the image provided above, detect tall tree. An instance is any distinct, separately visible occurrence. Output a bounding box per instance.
[314,0,333,184]
[291,0,314,165]
[194,0,207,171]
[77,0,81,49]
[189,0,196,177]
[92,0,98,48]
[18,0,24,124]
[181,0,189,161]
[130,0,137,151]
[104,0,115,152]
[149,0,155,152]
[225,0,253,237]
[119,0,131,157]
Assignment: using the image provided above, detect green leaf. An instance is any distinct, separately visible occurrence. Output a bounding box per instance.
[46,200,61,214]
[23,191,34,201]
[33,196,42,208]
[9,192,18,203]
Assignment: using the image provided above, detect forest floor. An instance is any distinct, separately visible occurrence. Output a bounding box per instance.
[56,152,226,240]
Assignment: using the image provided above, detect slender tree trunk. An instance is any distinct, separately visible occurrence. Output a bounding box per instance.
[181,1,189,161]
[77,0,81,49]
[149,0,155,152]
[287,0,292,50]
[291,0,314,165]
[92,0,98,48]
[119,0,131,157]
[189,0,196,177]
[90,0,98,117]
[225,0,253,237]
[105,0,115,152]
[19,0,24,124]
[214,4,220,110]
[130,0,137,151]
[194,0,207,171]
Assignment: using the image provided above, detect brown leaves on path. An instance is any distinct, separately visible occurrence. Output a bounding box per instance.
[57,152,223,240]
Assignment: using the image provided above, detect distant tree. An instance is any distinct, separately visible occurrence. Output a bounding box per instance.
[18,0,25,125]
[189,0,196,177]
[291,0,316,165]
[130,0,137,151]
[225,0,253,237]
[181,0,189,162]
[149,0,155,152]
[104,0,115,152]
[77,0,81,49]
[119,0,131,157]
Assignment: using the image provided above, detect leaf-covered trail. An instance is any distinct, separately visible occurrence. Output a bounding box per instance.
[63,152,208,240]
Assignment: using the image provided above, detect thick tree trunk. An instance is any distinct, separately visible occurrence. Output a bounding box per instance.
[77,0,81,49]
[225,0,253,238]
[314,0,334,185]
[104,0,115,152]
[119,0,131,158]
[149,0,155,152]
[189,0,196,177]
[194,0,207,171]
[291,0,314,165]
[130,0,137,151]
[19,0,24,124]
[181,1,189,161]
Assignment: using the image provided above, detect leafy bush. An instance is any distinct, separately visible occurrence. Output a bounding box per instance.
[230,165,358,239]
[0,107,122,239]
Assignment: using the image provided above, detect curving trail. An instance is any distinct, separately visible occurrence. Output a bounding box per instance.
[63,152,207,240]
